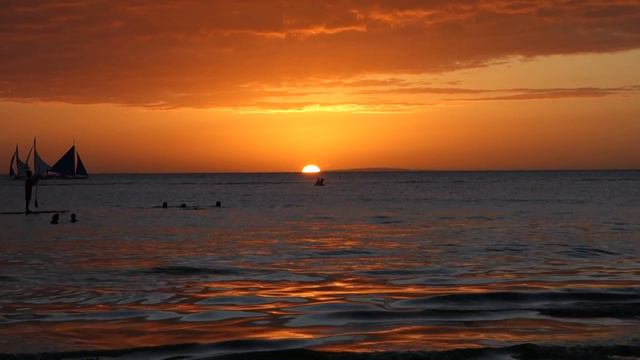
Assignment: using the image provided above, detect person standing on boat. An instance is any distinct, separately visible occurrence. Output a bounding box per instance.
[24,170,37,215]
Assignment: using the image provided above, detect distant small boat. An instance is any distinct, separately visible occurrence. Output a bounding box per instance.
[8,139,88,179]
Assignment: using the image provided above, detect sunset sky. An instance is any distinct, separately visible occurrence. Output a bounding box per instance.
[1,0,640,173]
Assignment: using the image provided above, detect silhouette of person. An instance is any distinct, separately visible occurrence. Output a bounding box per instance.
[24,170,37,215]
[70,213,78,223]
[180,203,187,208]
[50,214,59,224]
[162,202,168,208]
[215,201,221,208]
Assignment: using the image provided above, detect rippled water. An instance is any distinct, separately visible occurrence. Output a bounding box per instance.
[0,171,639,358]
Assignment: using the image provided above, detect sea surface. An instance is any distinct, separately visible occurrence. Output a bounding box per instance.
[0,171,639,359]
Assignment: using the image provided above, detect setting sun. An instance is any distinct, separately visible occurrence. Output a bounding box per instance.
[302,165,321,173]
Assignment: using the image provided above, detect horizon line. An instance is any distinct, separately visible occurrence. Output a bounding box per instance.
[11,168,638,176]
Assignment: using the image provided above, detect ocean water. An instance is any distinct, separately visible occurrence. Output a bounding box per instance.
[0,171,639,359]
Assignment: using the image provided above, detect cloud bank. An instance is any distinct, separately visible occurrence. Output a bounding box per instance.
[1,0,639,109]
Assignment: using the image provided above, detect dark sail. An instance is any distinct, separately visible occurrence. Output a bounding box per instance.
[24,143,33,166]
[9,146,16,178]
[34,150,51,177]
[33,138,51,178]
[16,146,29,177]
[76,153,88,177]
[50,145,76,176]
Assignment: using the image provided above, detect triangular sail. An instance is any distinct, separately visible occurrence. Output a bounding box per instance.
[16,159,30,176]
[25,143,33,166]
[34,150,51,177]
[9,146,17,178]
[33,138,51,177]
[50,145,76,176]
[76,152,88,177]
[16,146,30,176]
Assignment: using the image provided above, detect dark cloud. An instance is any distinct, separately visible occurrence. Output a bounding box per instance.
[356,87,486,95]
[0,0,639,108]
[451,86,639,101]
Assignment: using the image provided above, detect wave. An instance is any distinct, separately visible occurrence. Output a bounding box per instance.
[398,289,640,305]
[539,302,640,318]
[387,289,640,319]
[579,177,640,182]
[557,247,620,258]
[312,249,373,257]
[134,266,325,284]
[213,344,640,360]
[144,266,240,276]
[5,343,640,360]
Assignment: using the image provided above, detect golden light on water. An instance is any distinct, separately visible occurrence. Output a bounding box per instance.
[302,165,321,173]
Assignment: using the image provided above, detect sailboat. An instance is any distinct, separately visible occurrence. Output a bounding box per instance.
[9,145,25,178]
[7,139,87,179]
[49,143,88,179]
[8,138,52,179]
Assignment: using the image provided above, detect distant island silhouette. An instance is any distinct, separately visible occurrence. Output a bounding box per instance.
[327,168,414,173]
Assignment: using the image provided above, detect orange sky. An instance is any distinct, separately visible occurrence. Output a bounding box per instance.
[1,0,640,172]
